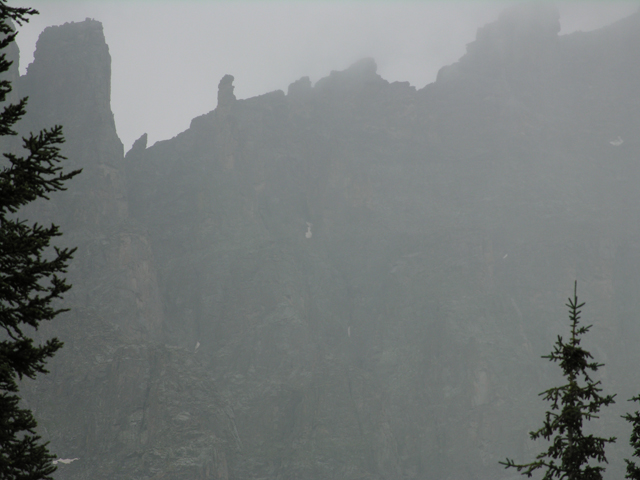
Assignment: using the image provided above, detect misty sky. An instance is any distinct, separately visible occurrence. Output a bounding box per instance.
[10,1,639,151]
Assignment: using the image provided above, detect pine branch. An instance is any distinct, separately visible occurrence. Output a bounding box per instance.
[501,282,615,480]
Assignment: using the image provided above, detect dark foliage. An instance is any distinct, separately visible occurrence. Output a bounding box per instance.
[0,2,81,479]
[500,281,616,480]
[623,395,640,480]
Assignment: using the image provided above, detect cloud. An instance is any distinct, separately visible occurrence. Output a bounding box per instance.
[10,1,638,150]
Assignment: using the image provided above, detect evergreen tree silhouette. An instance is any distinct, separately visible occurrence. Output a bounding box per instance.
[501,282,616,480]
[623,395,640,480]
[0,2,81,478]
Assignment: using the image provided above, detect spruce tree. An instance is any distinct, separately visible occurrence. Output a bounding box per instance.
[500,282,616,480]
[622,395,640,480]
[0,2,81,479]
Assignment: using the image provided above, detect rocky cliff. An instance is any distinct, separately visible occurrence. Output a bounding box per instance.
[11,5,640,480]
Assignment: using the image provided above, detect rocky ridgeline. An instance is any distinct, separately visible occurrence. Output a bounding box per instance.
[12,5,640,480]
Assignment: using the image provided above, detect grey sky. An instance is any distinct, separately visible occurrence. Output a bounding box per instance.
[10,1,639,151]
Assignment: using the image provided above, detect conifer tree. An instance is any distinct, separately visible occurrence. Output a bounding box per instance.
[622,395,640,480]
[0,2,81,479]
[500,282,616,480]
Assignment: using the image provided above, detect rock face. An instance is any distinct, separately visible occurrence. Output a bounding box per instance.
[11,5,640,480]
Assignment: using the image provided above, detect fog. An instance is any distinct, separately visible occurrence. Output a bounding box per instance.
[10,1,637,151]
[9,1,640,478]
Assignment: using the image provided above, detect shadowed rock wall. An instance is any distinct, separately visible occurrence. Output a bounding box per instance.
[10,5,640,480]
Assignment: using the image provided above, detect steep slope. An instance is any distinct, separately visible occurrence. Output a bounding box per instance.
[15,20,238,480]
[11,5,640,480]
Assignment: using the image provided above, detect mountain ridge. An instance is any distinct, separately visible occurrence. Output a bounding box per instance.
[10,4,640,480]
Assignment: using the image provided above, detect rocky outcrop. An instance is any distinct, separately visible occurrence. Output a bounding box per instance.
[13,4,640,480]
[217,74,236,109]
